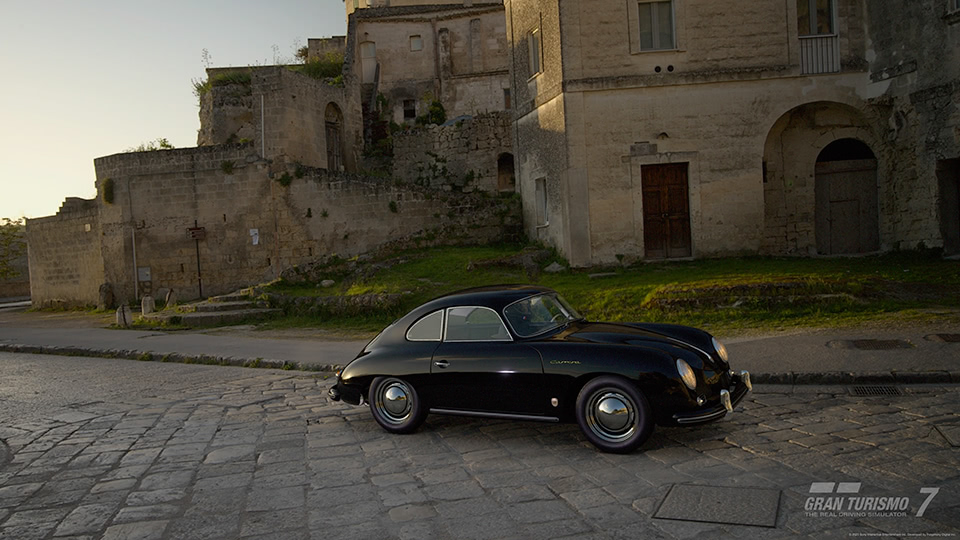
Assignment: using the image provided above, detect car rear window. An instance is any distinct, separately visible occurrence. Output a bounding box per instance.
[406,310,443,341]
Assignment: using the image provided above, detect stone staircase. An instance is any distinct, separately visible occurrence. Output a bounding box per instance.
[141,290,281,328]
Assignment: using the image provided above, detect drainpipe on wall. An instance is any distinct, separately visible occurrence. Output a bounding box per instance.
[126,179,139,303]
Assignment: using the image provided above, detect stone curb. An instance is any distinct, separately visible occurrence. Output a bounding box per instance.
[751,370,960,385]
[3,343,959,384]
[0,343,342,373]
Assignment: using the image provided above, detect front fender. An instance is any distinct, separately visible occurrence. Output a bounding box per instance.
[532,342,684,421]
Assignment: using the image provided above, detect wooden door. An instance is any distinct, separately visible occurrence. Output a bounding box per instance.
[815,159,878,255]
[326,122,342,171]
[642,163,691,259]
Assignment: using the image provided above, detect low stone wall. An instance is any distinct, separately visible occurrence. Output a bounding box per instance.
[256,290,405,318]
[25,199,104,308]
[27,143,523,307]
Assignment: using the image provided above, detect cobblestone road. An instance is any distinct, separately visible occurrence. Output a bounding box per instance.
[1,352,958,539]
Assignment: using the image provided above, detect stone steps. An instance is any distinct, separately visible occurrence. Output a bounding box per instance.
[141,290,280,328]
[142,307,282,327]
[178,300,266,313]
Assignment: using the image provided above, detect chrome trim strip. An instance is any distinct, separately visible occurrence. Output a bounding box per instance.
[674,409,727,424]
[429,408,559,423]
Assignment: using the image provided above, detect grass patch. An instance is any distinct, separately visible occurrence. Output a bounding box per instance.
[258,246,960,335]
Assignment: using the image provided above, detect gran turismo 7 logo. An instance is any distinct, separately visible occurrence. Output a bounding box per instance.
[803,482,940,518]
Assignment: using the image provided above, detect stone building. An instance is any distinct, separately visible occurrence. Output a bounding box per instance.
[348,2,510,124]
[505,0,960,266]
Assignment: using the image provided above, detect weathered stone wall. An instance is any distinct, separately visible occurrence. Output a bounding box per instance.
[197,67,358,173]
[255,68,353,171]
[26,199,104,307]
[26,142,521,307]
[197,72,254,147]
[307,37,346,60]
[0,230,29,299]
[392,112,512,191]
[865,0,960,252]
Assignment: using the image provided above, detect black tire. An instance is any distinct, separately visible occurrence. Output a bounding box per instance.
[368,376,427,434]
[575,375,653,453]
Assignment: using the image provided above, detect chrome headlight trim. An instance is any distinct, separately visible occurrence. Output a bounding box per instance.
[712,337,729,363]
[676,359,697,391]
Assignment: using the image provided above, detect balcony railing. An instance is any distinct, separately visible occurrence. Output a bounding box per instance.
[799,34,840,74]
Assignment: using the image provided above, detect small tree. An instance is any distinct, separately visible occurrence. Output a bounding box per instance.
[0,218,26,280]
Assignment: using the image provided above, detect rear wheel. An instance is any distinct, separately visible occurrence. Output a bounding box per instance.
[369,376,426,434]
[575,376,653,453]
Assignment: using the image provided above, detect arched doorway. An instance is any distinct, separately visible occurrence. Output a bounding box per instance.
[815,138,879,254]
[325,103,344,172]
[497,153,515,191]
[761,101,879,255]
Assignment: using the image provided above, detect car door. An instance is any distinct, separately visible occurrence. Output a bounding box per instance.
[429,306,547,416]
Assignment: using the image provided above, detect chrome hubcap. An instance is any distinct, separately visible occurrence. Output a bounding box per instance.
[375,380,412,424]
[586,390,636,443]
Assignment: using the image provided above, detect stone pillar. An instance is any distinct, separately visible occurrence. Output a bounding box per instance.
[141,295,155,315]
[116,305,131,327]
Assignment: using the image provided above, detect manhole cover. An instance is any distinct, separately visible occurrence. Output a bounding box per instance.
[849,385,903,397]
[654,484,780,527]
[850,339,913,350]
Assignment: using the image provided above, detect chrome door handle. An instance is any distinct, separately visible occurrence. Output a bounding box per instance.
[434,360,449,369]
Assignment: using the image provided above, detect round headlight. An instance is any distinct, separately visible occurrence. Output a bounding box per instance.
[712,337,729,363]
[676,359,697,391]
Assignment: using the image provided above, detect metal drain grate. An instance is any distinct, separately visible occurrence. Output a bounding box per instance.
[849,385,903,397]
[934,334,960,343]
[850,339,914,350]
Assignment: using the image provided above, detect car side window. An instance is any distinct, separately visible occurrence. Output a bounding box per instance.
[406,310,443,341]
[444,306,512,342]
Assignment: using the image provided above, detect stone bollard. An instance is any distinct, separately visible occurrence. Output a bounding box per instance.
[98,283,115,311]
[116,304,131,327]
[141,295,155,315]
[164,289,177,308]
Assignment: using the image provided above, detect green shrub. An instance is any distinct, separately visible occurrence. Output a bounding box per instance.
[276,172,293,187]
[416,100,446,126]
[192,70,252,103]
[289,52,344,80]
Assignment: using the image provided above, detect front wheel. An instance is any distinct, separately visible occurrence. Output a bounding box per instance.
[575,376,653,453]
[368,377,427,434]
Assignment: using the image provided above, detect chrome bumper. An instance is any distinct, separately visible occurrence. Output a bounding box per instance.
[673,370,751,425]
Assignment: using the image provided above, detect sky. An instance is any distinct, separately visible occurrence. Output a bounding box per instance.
[0,0,347,220]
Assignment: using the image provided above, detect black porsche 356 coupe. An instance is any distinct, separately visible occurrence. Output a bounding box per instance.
[329,285,751,453]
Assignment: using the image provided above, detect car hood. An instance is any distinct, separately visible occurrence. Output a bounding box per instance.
[544,321,726,368]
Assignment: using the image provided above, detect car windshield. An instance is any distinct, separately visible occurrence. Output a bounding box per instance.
[503,293,582,338]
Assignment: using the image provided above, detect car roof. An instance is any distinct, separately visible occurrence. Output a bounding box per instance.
[418,284,556,314]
